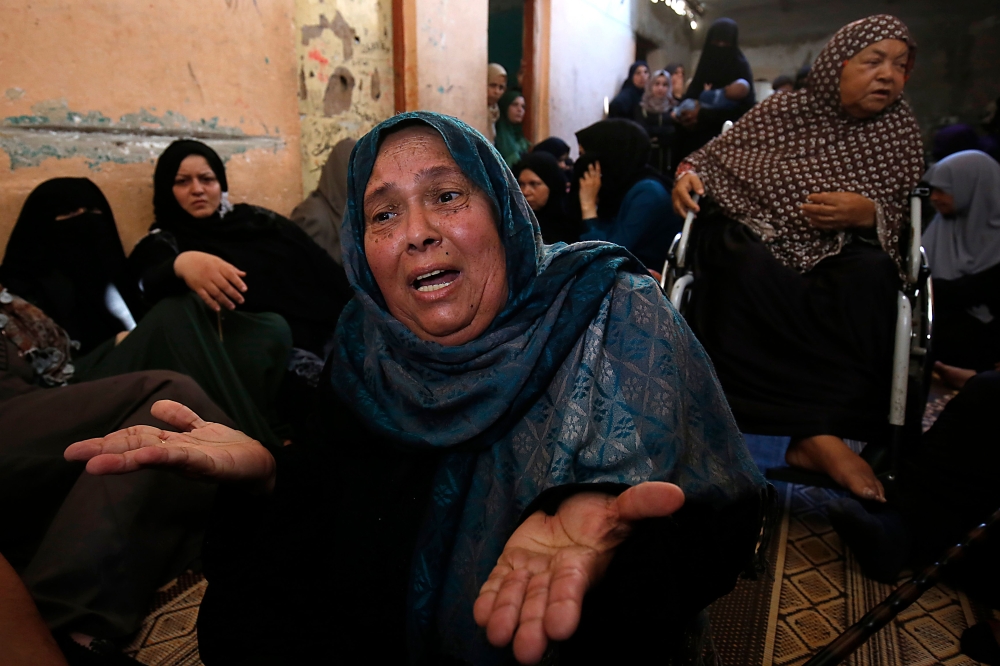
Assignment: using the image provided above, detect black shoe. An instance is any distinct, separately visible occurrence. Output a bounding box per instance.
[54,634,142,666]
[826,497,909,584]
[961,622,1000,665]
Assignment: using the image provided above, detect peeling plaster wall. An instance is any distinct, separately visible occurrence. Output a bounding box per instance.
[1,0,302,256]
[547,0,635,158]
[296,0,395,195]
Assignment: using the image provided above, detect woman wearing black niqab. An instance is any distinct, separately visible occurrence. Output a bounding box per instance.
[0,178,142,355]
[674,18,755,164]
[129,140,352,356]
[608,61,650,119]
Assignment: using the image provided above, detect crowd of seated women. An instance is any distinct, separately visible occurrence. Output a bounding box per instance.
[1,11,999,666]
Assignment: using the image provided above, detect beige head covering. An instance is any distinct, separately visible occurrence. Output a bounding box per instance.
[488,63,507,85]
[487,63,508,143]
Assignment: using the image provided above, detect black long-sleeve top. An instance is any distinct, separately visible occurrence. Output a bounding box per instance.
[195,387,770,665]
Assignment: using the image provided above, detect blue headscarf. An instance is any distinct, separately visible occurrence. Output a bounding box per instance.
[331,111,764,662]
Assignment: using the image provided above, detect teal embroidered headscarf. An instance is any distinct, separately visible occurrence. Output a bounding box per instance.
[331,111,765,662]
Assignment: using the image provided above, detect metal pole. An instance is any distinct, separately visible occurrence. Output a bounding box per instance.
[803,507,1000,666]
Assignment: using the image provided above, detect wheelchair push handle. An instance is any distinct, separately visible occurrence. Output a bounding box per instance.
[676,194,700,270]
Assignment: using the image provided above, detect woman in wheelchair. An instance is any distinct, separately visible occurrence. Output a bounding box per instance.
[671,15,925,501]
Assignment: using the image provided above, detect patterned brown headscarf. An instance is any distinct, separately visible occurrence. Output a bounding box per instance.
[0,284,76,386]
[685,15,925,274]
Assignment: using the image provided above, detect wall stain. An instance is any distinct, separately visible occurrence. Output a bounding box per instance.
[307,48,329,66]
[187,62,206,103]
[371,69,381,101]
[300,11,357,61]
[4,88,25,101]
[323,67,355,116]
[299,66,309,101]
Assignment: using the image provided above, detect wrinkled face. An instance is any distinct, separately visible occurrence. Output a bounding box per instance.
[363,126,509,346]
[517,168,550,211]
[670,67,685,96]
[632,65,650,89]
[173,155,222,218]
[929,187,956,217]
[651,74,670,99]
[488,77,507,106]
[506,96,526,124]
[840,39,909,119]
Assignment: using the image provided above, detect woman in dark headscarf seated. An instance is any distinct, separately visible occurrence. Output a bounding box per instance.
[531,136,573,176]
[128,140,352,358]
[290,137,357,264]
[922,150,1000,387]
[673,15,925,501]
[674,18,755,164]
[69,112,768,664]
[513,152,579,245]
[607,60,649,119]
[0,178,142,356]
[576,119,680,269]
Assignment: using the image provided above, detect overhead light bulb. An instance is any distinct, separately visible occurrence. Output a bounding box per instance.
[690,19,698,29]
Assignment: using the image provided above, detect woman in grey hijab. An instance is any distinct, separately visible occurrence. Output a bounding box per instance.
[924,150,1000,380]
[290,138,356,264]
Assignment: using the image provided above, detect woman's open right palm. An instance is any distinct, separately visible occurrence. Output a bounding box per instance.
[64,400,276,490]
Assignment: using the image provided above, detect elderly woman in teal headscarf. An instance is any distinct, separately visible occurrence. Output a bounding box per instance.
[495,89,532,166]
[68,112,768,664]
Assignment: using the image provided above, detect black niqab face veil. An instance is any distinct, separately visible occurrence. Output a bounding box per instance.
[0,177,140,352]
[686,18,755,104]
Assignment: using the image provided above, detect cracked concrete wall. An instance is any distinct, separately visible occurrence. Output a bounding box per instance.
[1,0,302,256]
[296,0,395,195]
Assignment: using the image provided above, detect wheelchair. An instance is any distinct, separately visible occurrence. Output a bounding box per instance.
[661,175,934,490]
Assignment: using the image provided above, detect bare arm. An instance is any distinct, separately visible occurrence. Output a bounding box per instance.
[0,554,68,666]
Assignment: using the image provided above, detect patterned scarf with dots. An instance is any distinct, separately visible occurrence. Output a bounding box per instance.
[685,14,925,274]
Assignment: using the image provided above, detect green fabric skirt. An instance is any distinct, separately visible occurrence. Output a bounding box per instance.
[74,294,292,449]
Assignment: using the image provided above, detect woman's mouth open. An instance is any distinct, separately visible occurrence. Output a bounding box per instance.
[413,269,460,292]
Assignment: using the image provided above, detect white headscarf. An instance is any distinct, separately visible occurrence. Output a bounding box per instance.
[923,150,1000,280]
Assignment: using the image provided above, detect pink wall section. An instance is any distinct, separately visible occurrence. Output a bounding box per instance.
[0,0,303,255]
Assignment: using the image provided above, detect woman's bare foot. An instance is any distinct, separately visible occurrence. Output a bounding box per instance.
[785,435,885,501]
[933,361,977,390]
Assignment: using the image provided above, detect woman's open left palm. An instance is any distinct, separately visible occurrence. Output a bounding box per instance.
[474,482,685,664]
[64,400,275,488]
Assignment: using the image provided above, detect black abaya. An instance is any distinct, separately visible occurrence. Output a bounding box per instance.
[195,389,767,664]
[130,140,353,356]
[0,178,143,355]
[686,203,899,440]
[931,262,1000,371]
